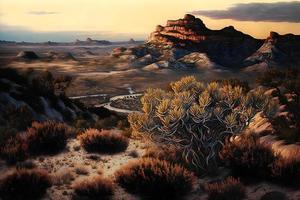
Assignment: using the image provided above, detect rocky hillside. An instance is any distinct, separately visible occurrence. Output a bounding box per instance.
[0,68,97,138]
[244,32,300,70]
[113,14,300,70]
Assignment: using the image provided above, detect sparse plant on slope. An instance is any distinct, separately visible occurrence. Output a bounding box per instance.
[0,135,28,164]
[204,177,246,200]
[25,121,71,155]
[129,76,277,172]
[0,169,52,200]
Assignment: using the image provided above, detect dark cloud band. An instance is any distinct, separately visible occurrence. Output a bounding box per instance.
[191,1,300,23]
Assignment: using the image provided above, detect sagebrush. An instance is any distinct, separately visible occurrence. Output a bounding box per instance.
[129,76,277,172]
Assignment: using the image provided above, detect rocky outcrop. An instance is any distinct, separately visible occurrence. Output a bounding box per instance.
[148,14,263,67]
[46,51,76,61]
[244,32,300,69]
[244,88,300,160]
[16,51,39,60]
[111,15,300,70]
[0,69,96,124]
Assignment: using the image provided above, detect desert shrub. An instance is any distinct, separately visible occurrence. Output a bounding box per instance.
[204,177,246,200]
[220,135,300,181]
[256,68,299,94]
[78,129,129,153]
[116,119,130,130]
[0,135,28,164]
[25,121,70,155]
[0,126,18,147]
[30,70,55,96]
[74,118,93,131]
[143,146,188,166]
[94,115,118,129]
[53,75,72,95]
[220,135,276,178]
[270,157,300,183]
[216,78,250,92]
[1,105,34,132]
[73,176,114,199]
[0,169,52,200]
[115,158,196,199]
[129,76,277,172]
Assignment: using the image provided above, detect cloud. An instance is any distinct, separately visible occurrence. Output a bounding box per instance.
[191,1,300,23]
[27,11,60,15]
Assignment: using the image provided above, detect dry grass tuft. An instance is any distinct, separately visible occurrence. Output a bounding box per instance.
[78,129,129,153]
[204,177,246,200]
[220,135,276,178]
[0,169,52,200]
[115,158,196,199]
[25,121,70,155]
[0,135,28,164]
[73,176,114,199]
[220,135,300,182]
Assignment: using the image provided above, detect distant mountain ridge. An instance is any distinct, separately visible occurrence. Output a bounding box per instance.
[74,38,112,45]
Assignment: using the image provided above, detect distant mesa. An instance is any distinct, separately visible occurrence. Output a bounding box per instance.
[147,14,263,67]
[75,38,111,45]
[128,38,137,43]
[16,51,39,60]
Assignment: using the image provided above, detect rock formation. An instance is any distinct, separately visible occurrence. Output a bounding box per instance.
[16,51,39,60]
[46,51,76,61]
[244,32,300,69]
[75,38,111,45]
[111,14,300,70]
[147,14,263,67]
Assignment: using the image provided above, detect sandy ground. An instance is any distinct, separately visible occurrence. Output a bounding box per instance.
[1,134,300,200]
[0,135,150,200]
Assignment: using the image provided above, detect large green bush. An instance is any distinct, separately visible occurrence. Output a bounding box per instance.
[129,76,277,172]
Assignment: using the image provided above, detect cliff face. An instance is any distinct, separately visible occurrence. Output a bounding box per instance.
[244,32,300,69]
[148,14,263,68]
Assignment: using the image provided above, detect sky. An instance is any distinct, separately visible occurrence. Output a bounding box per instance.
[0,0,299,42]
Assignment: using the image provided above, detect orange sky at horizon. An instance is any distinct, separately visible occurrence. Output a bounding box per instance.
[0,0,299,41]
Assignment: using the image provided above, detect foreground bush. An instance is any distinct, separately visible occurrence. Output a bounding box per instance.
[25,121,70,155]
[270,157,300,183]
[129,76,277,172]
[115,158,196,198]
[1,121,71,163]
[0,135,28,164]
[78,129,129,153]
[73,176,114,199]
[0,169,52,200]
[220,135,300,181]
[205,177,246,200]
[220,135,276,177]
